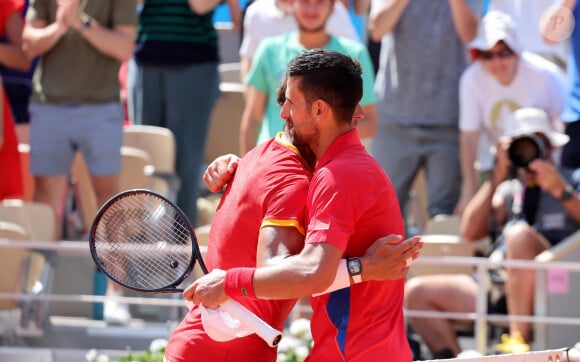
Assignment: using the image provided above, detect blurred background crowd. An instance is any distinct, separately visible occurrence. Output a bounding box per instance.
[0,0,579,360]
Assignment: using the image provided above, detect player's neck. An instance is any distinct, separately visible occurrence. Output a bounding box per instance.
[313,124,353,162]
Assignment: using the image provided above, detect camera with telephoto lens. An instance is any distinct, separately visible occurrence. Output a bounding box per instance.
[507,134,547,169]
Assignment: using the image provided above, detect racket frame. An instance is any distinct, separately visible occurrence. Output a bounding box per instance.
[89,189,282,347]
[89,189,208,293]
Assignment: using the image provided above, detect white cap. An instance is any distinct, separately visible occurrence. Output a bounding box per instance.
[469,10,520,53]
[504,108,569,148]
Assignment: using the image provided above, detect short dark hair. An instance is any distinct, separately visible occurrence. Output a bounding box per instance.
[286,49,363,124]
[276,77,287,106]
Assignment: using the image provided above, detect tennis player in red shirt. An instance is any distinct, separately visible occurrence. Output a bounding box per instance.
[187,49,413,361]
[164,131,314,362]
[165,86,421,362]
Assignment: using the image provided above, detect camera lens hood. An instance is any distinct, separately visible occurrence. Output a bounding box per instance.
[508,134,546,169]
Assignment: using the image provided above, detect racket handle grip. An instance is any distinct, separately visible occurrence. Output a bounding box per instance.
[221,299,282,347]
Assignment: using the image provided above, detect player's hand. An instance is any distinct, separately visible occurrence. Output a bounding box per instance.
[360,234,423,281]
[203,154,240,193]
[184,269,229,308]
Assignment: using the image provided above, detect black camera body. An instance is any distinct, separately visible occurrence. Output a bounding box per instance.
[507,134,547,169]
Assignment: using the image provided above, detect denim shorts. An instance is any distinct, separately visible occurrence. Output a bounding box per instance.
[29,102,124,176]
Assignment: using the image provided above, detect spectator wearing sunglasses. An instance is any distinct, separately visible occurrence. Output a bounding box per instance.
[456,10,567,214]
[486,0,567,70]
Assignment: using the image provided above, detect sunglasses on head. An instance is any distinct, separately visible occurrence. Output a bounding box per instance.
[477,47,515,60]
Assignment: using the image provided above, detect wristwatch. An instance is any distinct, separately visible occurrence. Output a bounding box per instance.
[81,14,92,31]
[559,184,575,202]
[347,257,362,284]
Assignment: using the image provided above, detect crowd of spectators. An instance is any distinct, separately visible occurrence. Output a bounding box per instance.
[0,0,579,359]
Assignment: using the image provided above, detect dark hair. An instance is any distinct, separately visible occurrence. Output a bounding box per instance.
[276,77,287,106]
[286,49,363,124]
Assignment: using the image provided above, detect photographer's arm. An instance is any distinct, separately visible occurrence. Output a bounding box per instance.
[558,188,580,223]
[461,141,510,241]
[529,160,580,224]
[456,130,480,215]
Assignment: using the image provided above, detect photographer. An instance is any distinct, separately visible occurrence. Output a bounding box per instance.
[405,107,580,358]
[456,10,566,215]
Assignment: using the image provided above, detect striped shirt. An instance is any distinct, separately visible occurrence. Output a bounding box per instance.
[135,0,219,65]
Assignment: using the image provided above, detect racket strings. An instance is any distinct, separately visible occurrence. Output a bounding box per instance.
[93,193,194,290]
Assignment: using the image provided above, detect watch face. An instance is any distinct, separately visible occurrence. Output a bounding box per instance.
[561,184,574,201]
[348,259,361,275]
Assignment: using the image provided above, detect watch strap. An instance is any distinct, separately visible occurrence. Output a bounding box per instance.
[559,184,575,202]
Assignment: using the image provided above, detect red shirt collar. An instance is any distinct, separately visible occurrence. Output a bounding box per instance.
[315,129,362,171]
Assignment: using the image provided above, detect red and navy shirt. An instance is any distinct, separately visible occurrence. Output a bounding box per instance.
[306,129,411,361]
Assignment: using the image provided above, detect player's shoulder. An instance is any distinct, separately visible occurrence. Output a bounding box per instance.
[321,149,376,174]
[315,153,388,194]
[260,142,312,180]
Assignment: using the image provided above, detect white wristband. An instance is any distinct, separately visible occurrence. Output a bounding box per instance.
[312,259,350,297]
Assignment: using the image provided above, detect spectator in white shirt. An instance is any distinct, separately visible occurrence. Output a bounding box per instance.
[456,10,567,214]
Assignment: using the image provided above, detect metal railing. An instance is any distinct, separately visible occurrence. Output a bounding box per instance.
[0,240,579,354]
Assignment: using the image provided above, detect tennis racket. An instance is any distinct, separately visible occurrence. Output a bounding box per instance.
[89,189,282,347]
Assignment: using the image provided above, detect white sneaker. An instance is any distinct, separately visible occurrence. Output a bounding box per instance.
[104,301,131,325]
[457,350,483,359]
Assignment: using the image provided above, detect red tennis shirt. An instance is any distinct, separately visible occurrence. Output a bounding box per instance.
[164,133,312,362]
[305,130,411,361]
